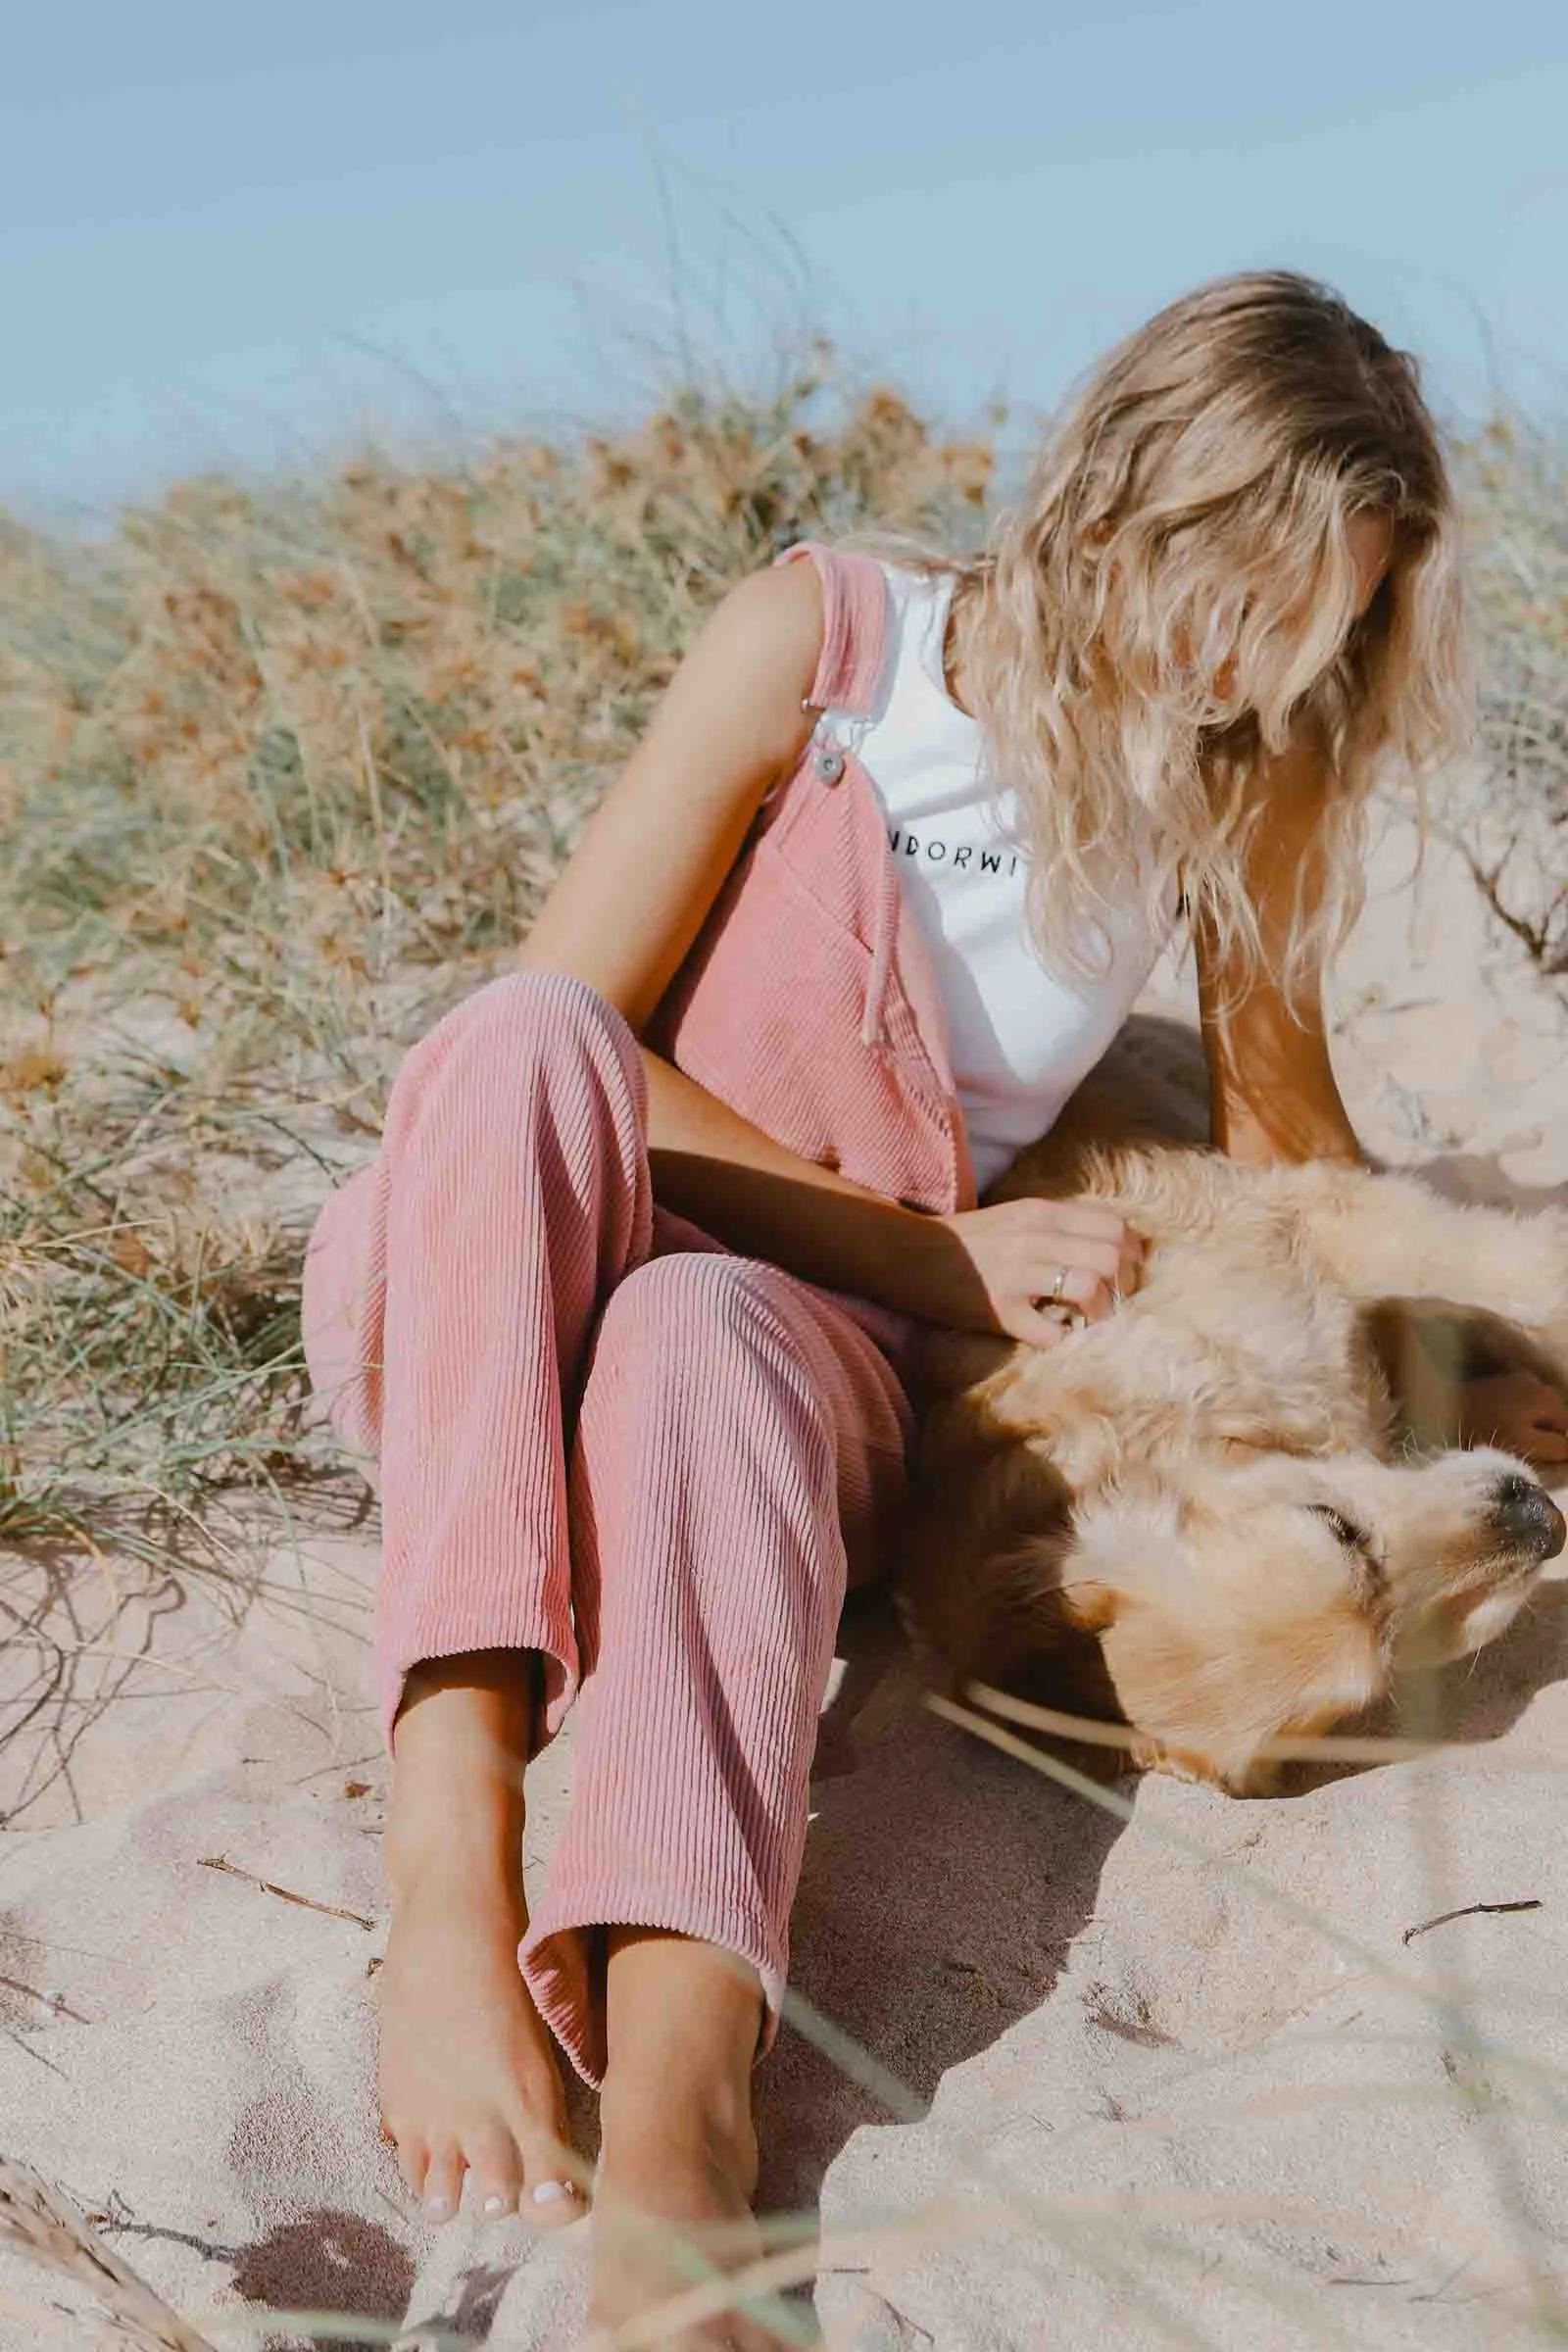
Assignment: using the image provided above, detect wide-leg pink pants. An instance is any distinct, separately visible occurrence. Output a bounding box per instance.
[299,969,918,2084]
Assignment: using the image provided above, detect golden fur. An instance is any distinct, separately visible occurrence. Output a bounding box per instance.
[902,1085,1568,1793]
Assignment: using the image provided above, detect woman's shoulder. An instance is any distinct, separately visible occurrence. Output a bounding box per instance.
[769,540,920,717]
[763,539,956,717]
[713,554,827,685]
[775,537,937,605]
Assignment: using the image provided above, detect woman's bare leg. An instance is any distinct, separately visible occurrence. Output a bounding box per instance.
[377,1648,585,2225]
[590,1928,771,2351]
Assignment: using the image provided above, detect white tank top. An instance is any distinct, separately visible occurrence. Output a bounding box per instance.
[833,562,1174,1195]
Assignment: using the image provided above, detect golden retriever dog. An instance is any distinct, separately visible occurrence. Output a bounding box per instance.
[902,1083,1568,1793]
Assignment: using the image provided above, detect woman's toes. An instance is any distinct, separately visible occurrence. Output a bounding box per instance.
[420,2139,465,2223]
[467,2124,524,2221]
[499,2089,585,2229]
[521,2171,587,2230]
[388,2127,426,2204]
[514,2122,588,2229]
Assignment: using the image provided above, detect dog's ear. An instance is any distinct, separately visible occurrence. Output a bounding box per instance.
[1099,1586,1387,1793]
[1060,1579,1119,1633]
[1056,1484,1182,1629]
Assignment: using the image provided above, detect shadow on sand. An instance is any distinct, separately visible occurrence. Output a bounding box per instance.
[759,1586,1126,2217]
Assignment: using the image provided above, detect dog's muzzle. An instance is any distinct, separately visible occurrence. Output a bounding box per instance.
[1489,1474,1567,1560]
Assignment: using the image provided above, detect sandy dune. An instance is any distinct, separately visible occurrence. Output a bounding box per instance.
[4,801,1567,2350]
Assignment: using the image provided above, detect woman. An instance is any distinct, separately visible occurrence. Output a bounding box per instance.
[300,269,1568,2347]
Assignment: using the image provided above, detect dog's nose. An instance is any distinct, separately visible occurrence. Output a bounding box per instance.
[1490,1474,1567,1559]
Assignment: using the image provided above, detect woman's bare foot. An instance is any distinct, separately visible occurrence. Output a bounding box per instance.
[588,1929,775,2351]
[376,1650,585,2227]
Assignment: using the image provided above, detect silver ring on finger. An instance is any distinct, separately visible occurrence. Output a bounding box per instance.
[1029,1267,1069,1314]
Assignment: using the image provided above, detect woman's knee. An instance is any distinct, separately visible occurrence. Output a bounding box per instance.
[598,1253,823,1414]
[433,968,634,1069]
[584,1254,844,1594]
[387,968,641,1133]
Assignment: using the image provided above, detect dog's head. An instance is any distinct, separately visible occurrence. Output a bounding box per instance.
[980,1447,1563,1794]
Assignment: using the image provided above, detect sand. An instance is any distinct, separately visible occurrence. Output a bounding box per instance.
[4,797,1567,2351]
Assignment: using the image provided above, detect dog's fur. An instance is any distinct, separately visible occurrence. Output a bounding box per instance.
[902,1080,1568,1793]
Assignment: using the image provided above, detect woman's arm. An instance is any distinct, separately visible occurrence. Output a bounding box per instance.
[515,560,825,1034]
[1194,715,1365,1168]
[512,562,1083,1333]
[513,560,1138,1342]
[514,561,941,1313]
[1197,720,1568,1465]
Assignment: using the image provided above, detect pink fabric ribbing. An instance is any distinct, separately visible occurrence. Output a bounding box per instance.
[774,541,893,714]
[644,543,974,1221]
[299,968,916,2085]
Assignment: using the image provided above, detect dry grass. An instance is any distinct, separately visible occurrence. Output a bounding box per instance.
[1440,416,1568,971]
[0,2156,219,2350]
[0,351,991,1573]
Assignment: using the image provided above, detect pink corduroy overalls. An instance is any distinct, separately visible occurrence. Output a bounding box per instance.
[299,541,980,2083]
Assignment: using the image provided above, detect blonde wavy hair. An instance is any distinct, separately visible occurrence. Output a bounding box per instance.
[852,270,1475,1005]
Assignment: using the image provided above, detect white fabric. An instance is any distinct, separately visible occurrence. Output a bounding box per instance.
[835,563,1175,1195]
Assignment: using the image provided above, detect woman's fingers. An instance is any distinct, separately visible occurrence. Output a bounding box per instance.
[1009,1303,1076,1350]
[1055,1262,1119,1322]
[1008,1260,1121,1346]
[969,1194,1150,1344]
[1037,1238,1127,1320]
[1017,1200,1148,1298]
[1040,1200,1138,1250]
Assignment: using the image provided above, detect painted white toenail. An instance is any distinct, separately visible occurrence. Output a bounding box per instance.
[531,2180,572,2204]
[483,2195,506,2215]
[424,2194,452,2217]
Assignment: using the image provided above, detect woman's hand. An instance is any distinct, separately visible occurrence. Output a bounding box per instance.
[1456,1369,1568,1471]
[934,1198,1147,1348]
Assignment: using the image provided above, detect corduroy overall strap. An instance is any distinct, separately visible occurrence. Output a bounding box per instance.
[772,541,891,716]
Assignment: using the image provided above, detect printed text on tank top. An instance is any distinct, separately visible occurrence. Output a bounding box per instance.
[819,561,1175,1194]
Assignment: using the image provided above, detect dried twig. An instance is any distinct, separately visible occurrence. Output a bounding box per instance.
[0,2157,220,2352]
[0,1975,87,2025]
[1401,1899,1544,1947]
[197,1851,376,1930]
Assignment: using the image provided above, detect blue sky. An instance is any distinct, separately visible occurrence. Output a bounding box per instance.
[4,1,1564,524]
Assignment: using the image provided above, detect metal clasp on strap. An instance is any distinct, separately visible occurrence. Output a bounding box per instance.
[804,707,869,787]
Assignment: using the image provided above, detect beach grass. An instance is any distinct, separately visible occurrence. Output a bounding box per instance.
[1438,412,1568,972]
[0,352,992,1573]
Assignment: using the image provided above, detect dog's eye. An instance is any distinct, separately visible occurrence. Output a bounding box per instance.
[1307,1503,1370,1552]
